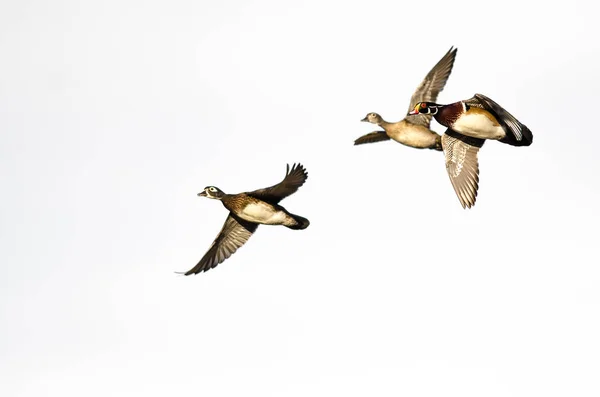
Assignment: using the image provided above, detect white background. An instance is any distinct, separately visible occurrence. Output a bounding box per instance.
[1,0,599,396]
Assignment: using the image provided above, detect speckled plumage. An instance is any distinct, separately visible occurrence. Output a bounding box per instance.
[442,130,485,209]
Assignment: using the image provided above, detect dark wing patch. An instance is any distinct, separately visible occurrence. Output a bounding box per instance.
[442,129,485,209]
[181,214,257,275]
[407,47,458,128]
[354,130,390,145]
[474,93,533,147]
[247,163,308,204]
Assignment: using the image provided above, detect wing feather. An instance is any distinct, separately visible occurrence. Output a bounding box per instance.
[407,47,458,128]
[247,163,308,204]
[472,93,533,146]
[442,130,485,209]
[354,130,390,145]
[182,214,257,275]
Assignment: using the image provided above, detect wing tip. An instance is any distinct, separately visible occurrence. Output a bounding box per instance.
[286,162,308,180]
[175,265,211,276]
[175,269,198,276]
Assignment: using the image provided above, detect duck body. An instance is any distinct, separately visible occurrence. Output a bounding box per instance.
[221,193,307,228]
[438,103,505,140]
[372,118,442,150]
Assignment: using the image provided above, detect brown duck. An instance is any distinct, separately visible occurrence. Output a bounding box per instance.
[181,163,309,275]
[354,47,457,150]
[409,93,533,208]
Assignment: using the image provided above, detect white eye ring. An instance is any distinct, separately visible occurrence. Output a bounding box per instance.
[209,187,217,192]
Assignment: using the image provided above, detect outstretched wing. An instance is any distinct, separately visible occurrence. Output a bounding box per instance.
[354,130,390,145]
[181,214,257,275]
[442,129,485,209]
[406,47,458,128]
[247,163,308,204]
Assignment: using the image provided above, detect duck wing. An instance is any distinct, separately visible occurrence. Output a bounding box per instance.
[181,214,257,275]
[354,130,390,145]
[471,93,533,146]
[442,129,485,209]
[406,47,458,128]
[247,163,308,204]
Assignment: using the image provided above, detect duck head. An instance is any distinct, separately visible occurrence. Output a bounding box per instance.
[198,186,225,200]
[408,102,442,116]
[361,112,383,124]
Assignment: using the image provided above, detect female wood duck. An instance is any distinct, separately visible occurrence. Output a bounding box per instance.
[181,163,309,275]
[408,93,533,209]
[354,46,457,150]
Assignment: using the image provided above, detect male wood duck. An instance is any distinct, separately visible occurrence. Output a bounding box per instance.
[354,46,457,150]
[408,93,533,209]
[181,163,309,275]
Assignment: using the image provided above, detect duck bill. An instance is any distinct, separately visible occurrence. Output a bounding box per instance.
[361,116,368,122]
[197,191,207,197]
[408,108,419,115]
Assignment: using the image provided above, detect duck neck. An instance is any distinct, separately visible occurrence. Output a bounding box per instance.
[220,194,232,204]
[377,119,391,128]
[220,194,235,211]
[430,107,443,126]
[436,103,460,127]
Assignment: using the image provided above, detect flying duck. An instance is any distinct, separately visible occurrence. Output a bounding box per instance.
[181,163,309,275]
[354,46,458,150]
[408,93,533,208]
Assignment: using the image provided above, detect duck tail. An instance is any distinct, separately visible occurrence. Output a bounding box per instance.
[286,213,310,230]
[501,123,533,147]
[434,134,443,151]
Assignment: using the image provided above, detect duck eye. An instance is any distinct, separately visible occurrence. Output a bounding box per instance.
[421,103,427,108]
[209,187,217,192]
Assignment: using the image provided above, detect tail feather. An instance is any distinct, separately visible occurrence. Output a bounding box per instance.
[286,213,310,230]
[500,123,533,147]
[474,93,533,147]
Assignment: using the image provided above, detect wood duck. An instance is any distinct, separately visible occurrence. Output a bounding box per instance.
[408,93,533,146]
[181,163,309,275]
[408,93,533,209]
[354,46,458,150]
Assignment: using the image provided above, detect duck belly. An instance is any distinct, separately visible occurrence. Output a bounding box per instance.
[240,202,290,225]
[388,123,439,149]
[453,112,505,140]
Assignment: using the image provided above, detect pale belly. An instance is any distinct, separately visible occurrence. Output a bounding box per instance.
[387,123,438,148]
[239,202,290,225]
[453,113,505,140]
